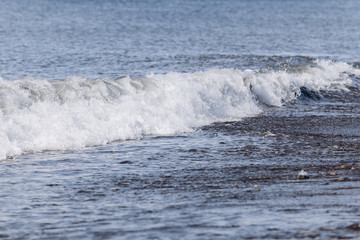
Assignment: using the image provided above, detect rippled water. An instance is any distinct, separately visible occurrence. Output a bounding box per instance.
[2,95,360,239]
[1,0,360,80]
[1,0,360,239]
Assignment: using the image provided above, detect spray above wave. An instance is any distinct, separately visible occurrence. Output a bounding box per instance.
[0,60,358,159]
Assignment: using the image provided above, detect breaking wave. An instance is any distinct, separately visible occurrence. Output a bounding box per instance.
[0,60,359,159]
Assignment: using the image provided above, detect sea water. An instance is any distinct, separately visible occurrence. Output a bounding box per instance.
[1,0,360,239]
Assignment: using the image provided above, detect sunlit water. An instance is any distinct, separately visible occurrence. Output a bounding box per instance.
[1,0,360,239]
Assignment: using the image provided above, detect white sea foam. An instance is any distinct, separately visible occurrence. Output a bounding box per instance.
[0,60,358,159]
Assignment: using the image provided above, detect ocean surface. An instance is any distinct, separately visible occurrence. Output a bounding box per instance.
[1,0,360,239]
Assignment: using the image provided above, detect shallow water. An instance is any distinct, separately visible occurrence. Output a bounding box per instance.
[1,94,360,239]
[1,0,360,239]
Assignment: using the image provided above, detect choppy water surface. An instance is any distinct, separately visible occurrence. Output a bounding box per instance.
[1,0,360,239]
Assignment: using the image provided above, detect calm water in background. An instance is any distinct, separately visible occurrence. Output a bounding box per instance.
[1,0,360,80]
[1,0,360,239]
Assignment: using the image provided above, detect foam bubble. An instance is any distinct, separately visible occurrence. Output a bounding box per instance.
[0,60,356,159]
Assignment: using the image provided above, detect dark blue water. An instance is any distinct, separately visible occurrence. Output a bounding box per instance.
[1,0,360,239]
[1,0,359,80]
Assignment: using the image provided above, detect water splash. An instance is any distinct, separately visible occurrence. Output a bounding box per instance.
[0,60,358,159]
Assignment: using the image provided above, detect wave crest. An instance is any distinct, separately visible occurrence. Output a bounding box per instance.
[0,60,358,159]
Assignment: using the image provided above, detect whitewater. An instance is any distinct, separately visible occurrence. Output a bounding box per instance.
[0,60,358,159]
[2,0,360,238]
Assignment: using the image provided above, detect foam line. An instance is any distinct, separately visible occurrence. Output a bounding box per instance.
[0,60,357,159]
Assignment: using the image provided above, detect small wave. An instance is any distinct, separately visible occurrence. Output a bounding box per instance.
[0,60,358,159]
